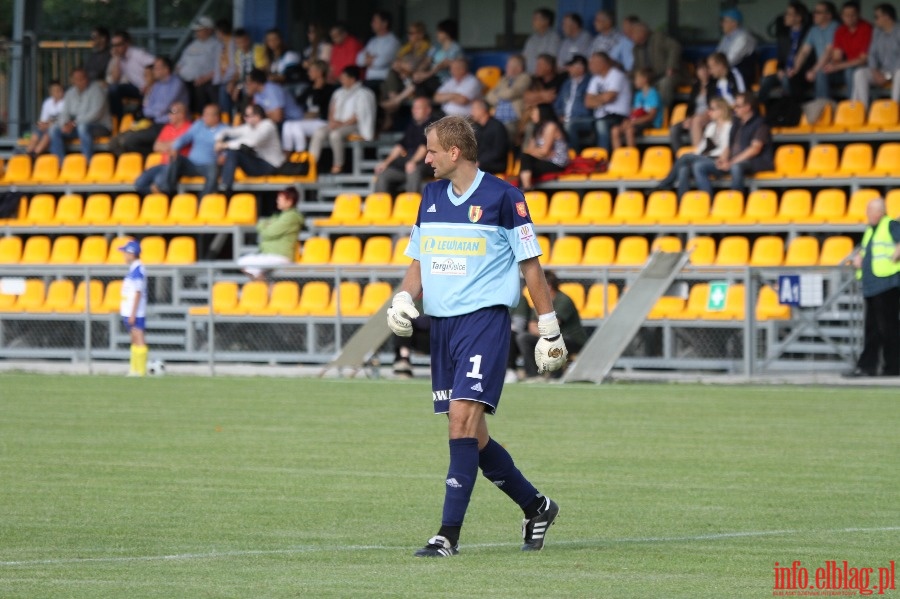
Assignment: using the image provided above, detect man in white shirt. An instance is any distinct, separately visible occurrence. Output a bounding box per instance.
[106,29,155,119]
[585,51,632,152]
[590,10,634,71]
[523,8,562,74]
[556,13,593,69]
[434,58,483,118]
[356,10,401,96]
[176,16,222,113]
[215,103,285,192]
[309,65,376,174]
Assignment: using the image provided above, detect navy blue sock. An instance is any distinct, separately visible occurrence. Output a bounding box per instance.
[441,437,480,529]
[479,437,541,511]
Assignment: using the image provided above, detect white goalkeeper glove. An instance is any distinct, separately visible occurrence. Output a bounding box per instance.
[534,312,568,374]
[387,291,419,337]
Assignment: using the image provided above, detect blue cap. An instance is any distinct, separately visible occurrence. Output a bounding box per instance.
[118,240,141,256]
[721,8,743,23]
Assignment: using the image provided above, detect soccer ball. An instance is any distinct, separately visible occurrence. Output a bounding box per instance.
[147,359,166,376]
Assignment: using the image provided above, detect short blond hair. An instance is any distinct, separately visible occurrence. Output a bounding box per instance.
[425,115,477,162]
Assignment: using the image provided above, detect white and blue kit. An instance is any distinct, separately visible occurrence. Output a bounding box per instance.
[120,260,147,331]
[405,170,542,414]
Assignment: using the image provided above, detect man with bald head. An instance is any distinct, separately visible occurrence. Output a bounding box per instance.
[845,198,900,377]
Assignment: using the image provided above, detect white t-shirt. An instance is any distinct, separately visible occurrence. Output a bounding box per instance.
[586,67,632,119]
[39,96,65,123]
[120,260,147,318]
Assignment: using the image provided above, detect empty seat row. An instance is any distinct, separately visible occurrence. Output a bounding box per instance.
[312,192,421,228]
[0,235,196,265]
[0,278,122,314]
[187,280,392,317]
[297,235,411,266]
[757,142,900,179]
[0,192,257,227]
[770,98,900,134]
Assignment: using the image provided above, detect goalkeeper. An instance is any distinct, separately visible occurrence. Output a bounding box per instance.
[387,115,566,558]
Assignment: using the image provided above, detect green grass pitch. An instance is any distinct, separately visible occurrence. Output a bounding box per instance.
[0,373,898,598]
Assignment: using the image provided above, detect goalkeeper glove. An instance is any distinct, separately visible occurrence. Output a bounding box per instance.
[387,291,419,337]
[534,312,568,373]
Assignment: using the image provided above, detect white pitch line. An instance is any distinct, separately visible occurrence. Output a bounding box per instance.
[1,527,898,567]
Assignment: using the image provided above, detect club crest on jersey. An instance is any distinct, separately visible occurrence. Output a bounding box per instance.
[516,201,528,218]
[468,205,483,223]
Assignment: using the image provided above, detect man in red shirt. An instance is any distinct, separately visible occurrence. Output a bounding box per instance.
[134,101,192,195]
[823,1,873,96]
[329,22,364,84]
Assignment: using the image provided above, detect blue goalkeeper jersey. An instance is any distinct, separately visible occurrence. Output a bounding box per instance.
[405,170,543,317]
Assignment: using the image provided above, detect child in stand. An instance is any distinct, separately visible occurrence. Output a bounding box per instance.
[119,240,148,377]
[611,68,662,150]
[24,80,65,157]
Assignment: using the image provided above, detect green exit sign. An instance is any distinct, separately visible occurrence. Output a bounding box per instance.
[707,282,728,311]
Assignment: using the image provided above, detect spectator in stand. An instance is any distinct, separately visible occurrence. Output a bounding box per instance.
[356,10,401,96]
[628,21,683,109]
[586,51,632,153]
[48,67,112,162]
[282,60,335,153]
[374,96,436,194]
[557,13,593,70]
[237,186,304,281]
[165,103,225,197]
[329,22,364,85]
[673,53,742,151]
[106,30,156,120]
[85,27,111,82]
[134,101,193,195]
[791,1,841,99]
[433,58,482,117]
[309,65,376,174]
[521,54,565,144]
[215,103,285,193]
[611,67,662,150]
[693,91,774,196]
[517,104,569,191]
[243,68,304,134]
[851,3,900,106]
[717,8,758,89]
[553,54,593,152]
[470,98,510,175]
[823,1,873,96]
[302,22,333,71]
[669,60,712,152]
[212,19,236,113]
[176,16,221,114]
[379,21,432,132]
[408,19,464,99]
[485,54,532,147]
[523,8,562,74]
[264,29,301,85]
[759,2,812,103]
[656,97,733,199]
[591,10,634,72]
[708,51,747,107]
[222,28,269,117]
[24,79,65,158]
[109,56,189,156]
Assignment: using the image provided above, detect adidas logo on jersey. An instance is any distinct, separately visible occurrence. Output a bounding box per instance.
[446,478,463,488]
[470,382,483,392]
[427,204,437,212]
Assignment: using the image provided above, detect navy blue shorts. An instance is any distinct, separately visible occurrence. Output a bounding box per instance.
[122,316,146,331]
[429,305,511,415]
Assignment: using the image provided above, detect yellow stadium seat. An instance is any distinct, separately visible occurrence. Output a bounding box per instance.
[756,285,790,320]
[714,236,750,266]
[225,193,257,225]
[289,280,331,316]
[389,192,421,226]
[1,155,32,184]
[686,236,716,266]
[166,193,198,225]
[869,142,900,176]
[23,194,56,225]
[48,235,80,264]
[117,113,134,134]
[737,189,778,224]
[81,194,112,225]
[806,188,847,223]
[673,190,710,224]
[641,105,671,137]
[19,235,51,264]
[537,235,550,265]
[218,280,269,315]
[322,281,362,316]
[136,193,169,225]
[106,236,134,265]
[99,280,123,313]
[582,236,616,266]
[475,65,502,91]
[299,237,331,265]
[110,193,141,225]
[392,237,412,265]
[887,189,900,218]
[772,189,812,223]
[84,153,116,183]
[266,151,316,184]
[558,282,585,313]
[77,235,109,264]
[53,194,84,225]
[615,236,649,266]
[748,235,785,266]
[140,236,167,265]
[819,235,855,266]
[797,144,839,178]
[547,236,583,266]
[576,190,613,224]
[144,153,163,170]
[647,295,686,320]
[840,188,880,224]
[669,103,688,127]
[862,99,900,132]
[10,279,45,312]
[58,279,105,314]
[651,235,682,253]
[761,58,778,77]
[196,194,228,225]
[581,283,618,319]
[0,195,28,226]
[544,191,580,225]
[591,147,640,179]
[28,154,60,183]
[165,236,196,264]
[834,143,873,176]
[344,281,393,317]
[0,287,17,311]
[814,100,865,133]
[704,190,744,224]
[31,279,75,313]
[636,146,672,180]
[784,236,820,267]
[313,193,362,227]
[0,235,23,264]
[57,154,88,183]
[260,280,300,315]
[188,281,239,316]
[608,190,644,224]
[637,190,677,224]
[330,236,362,265]
[359,192,393,225]
[360,236,393,265]
[524,191,549,224]
[755,144,805,179]
[111,153,144,183]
